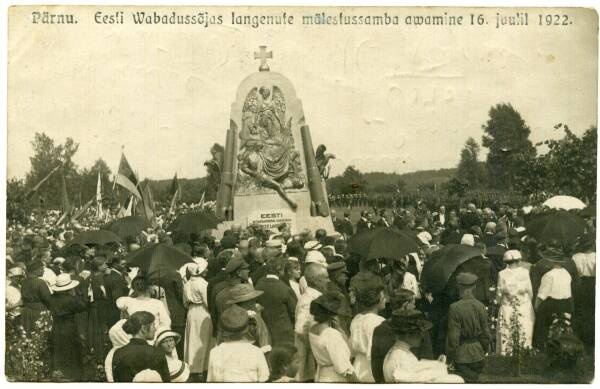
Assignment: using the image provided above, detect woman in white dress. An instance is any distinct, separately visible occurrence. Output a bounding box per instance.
[116,275,172,330]
[182,261,213,378]
[155,328,190,382]
[383,308,463,383]
[350,281,386,382]
[496,250,535,355]
[308,292,358,383]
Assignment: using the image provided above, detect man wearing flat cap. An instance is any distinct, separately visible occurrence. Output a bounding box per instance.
[446,272,490,383]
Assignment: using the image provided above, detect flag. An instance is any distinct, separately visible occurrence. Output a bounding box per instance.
[117,196,134,218]
[96,171,103,220]
[24,162,64,200]
[114,153,141,199]
[169,173,181,212]
[199,190,205,209]
[56,173,74,226]
[137,181,156,226]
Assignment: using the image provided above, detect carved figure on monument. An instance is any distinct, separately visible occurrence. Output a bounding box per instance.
[236,84,305,207]
[315,144,336,180]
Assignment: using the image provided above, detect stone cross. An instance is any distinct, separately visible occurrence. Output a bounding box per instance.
[254,45,272,72]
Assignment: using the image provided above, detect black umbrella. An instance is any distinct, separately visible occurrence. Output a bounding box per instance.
[420,244,483,295]
[125,242,193,279]
[69,230,122,247]
[167,211,220,237]
[347,227,419,260]
[526,210,587,246]
[102,216,149,239]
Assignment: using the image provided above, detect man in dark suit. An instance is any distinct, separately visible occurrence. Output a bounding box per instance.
[377,209,390,227]
[461,203,482,231]
[255,257,297,347]
[432,205,447,227]
[339,212,354,238]
[104,256,130,327]
[440,216,464,245]
[356,210,372,233]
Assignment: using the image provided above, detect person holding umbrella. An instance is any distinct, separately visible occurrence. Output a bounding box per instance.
[445,272,490,383]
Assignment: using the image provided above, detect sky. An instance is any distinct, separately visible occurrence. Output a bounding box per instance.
[7,6,598,180]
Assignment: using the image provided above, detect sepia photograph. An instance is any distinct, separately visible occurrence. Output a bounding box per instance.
[4,4,598,384]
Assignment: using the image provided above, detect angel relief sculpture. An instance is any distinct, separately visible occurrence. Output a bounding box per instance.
[236,85,305,209]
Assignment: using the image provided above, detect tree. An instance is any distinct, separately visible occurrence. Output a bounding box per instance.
[514,124,597,203]
[7,178,31,224]
[77,158,114,207]
[446,177,468,197]
[340,165,368,194]
[456,137,486,188]
[482,104,536,190]
[25,133,80,208]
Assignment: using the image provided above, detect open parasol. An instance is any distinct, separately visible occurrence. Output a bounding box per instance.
[543,195,586,211]
[347,227,419,260]
[102,216,149,239]
[167,211,220,237]
[526,210,587,246]
[124,242,193,279]
[420,244,483,295]
[69,230,122,247]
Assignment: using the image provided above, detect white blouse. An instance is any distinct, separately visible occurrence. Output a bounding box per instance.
[572,252,596,277]
[116,296,172,329]
[537,268,572,301]
[309,327,354,382]
[350,312,385,382]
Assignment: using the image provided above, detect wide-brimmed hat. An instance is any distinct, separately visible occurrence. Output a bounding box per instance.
[390,308,433,334]
[226,283,264,305]
[220,304,250,332]
[305,250,327,266]
[155,328,182,345]
[327,261,348,275]
[303,240,322,251]
[311,292,344,316]
[52,273,80,292]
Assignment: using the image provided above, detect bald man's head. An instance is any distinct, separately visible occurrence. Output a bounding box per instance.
[304,263,329,292]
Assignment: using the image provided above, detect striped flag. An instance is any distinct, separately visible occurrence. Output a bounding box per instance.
[114,153,141,199]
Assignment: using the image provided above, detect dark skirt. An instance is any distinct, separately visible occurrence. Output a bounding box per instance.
[87,301,109,362]
[574,277,595,348]
[533,297,573,350]
[52,317,83,380]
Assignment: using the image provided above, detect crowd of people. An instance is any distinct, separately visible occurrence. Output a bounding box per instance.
[4,200,596,383]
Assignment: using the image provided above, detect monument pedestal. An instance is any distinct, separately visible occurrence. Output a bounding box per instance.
[214,46,334,238]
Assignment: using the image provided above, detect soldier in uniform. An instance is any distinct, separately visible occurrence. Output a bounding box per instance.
[445,272,490,383]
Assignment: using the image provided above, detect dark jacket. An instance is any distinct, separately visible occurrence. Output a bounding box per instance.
[356,218,371,233]
[104,269,129,327]
[50,292,87,379]
[255,276,297,346]
[155,276,186,327]
[113,338,171,382]
[446,297,490,364]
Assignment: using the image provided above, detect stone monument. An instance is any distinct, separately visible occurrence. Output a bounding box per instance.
[215,46,334,235]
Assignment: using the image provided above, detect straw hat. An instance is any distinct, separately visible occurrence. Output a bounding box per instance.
[220,304,250,333]
[155,328,182,346]
[225,283,264,305]
[52,273,80,292]
[390,308,433,334]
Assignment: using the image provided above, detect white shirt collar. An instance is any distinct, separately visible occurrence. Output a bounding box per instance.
[266,274,279,280]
